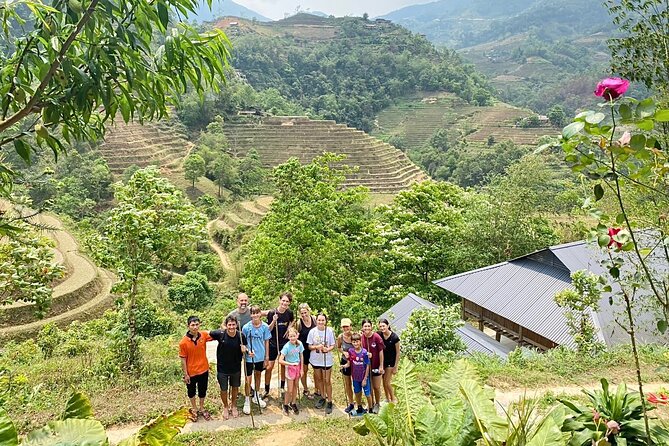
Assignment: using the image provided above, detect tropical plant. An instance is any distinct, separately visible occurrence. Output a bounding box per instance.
[167,271,214,313]
[0,391,188,445]
[401,305,466,362]
[560,379,669,445]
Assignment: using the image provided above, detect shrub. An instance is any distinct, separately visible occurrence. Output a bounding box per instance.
[196,194,221,219]
[167,272,214,313]
[402,304,466,362]
[190,252,225,281]
[37,323,64,359]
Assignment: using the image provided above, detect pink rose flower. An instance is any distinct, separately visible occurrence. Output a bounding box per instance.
[606,420,620,434]
[617,131,631,146]
[594,78,630,100]
[608,227,623,249]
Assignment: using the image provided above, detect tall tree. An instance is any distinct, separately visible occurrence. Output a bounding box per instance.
[0,0,231,215]
[90,167,206,370]
[184,153,206,188]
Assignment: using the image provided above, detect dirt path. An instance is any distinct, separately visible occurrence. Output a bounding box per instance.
[105,380,668,444]
[254,428,306,446]
[206,219,233,271]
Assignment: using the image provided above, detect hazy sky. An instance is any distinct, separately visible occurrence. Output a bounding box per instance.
[233,0,430,20]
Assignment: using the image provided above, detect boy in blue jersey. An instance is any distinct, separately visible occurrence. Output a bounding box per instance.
[241,305,271,414]
[343,332,372,415]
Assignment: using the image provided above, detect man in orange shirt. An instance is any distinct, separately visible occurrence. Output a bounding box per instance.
[179,315,214,421]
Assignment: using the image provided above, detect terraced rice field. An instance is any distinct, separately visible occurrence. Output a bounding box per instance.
[0,214,116,340]
[224,117,427,193]
[373,94,557,150]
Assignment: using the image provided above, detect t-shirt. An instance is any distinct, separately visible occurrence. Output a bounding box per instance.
[298,316,316,347]
[280,341,304,365]
[267,308,295,347]
[348,347,370,383]
[306,327,335,367]
[210,329,247,374]
[378,331,400,367]
[362,332,384,370]
[242,321,271,363]
[178,330,213,376]
[227,308,252,330]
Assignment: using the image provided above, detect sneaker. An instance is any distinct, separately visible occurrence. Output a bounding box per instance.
[325,402,333,414]
[291,403,300,415]
[314,397,326,409]
[254,396,267,408]
[283,404,290,416]
[344,403,355,414]
[243,400,251,415]
[356,408,367,416]
[372,403,380,414]
[261,391,270,400]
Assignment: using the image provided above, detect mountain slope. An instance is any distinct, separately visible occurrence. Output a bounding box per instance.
[189,0,269,23]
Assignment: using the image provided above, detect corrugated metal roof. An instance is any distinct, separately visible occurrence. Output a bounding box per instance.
[434,238,669,348]
[380,293,512,358]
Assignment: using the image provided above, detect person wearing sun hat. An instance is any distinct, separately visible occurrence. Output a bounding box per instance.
[336,317,355,414]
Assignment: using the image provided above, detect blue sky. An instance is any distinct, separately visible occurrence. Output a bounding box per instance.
[233,0,429,20]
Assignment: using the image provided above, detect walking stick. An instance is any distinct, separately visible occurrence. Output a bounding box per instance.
[275,308,281,406]
[249,337,262,415]
[239,327,255,429]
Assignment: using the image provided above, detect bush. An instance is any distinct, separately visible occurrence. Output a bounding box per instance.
[196,194,221,219]
[37,323,64,359]
[190,252,225,281]
[402,304,466,362]
[167,272,215,313]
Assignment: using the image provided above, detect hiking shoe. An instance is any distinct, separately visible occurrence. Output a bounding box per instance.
[291,403,299,415]
[372,403,380,414]
[325,402,333,414]
[253,396,266,408]
[283,404,291,416]
[243,400,251,415]
[314,397,326,409]
[344,403,355,414]
[356,407,367,416]
[261,391,270,400]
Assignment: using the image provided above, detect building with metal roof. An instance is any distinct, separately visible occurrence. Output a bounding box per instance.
[380,293,513,358]
[434,240,666,350]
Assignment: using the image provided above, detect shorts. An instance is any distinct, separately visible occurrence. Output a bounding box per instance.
[268,343,286,361]
[311,365,332,371]
[353,377,371,396]
[186,371,208,399]
[303,349,311,365]
[287,364,302,380]
[244,361,265,376]
[371,368,383,377]
[217,371,241,391]
[340,358,351,376]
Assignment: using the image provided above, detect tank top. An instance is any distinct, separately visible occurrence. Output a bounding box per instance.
[298,316,316,346]
[339,334,354,365]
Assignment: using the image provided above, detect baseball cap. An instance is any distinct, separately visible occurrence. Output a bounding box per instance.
[340,318,352,327]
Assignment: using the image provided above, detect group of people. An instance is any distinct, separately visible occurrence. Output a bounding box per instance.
[178,292,401,422]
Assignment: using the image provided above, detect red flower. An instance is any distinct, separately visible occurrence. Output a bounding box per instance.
[608,227,623,249]
[594,78,630,100]
[648,392,669,405]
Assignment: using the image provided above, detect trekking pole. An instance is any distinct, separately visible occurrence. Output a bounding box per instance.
[250,341,262,415]
[239,328,255,429]
[275,308,281,407]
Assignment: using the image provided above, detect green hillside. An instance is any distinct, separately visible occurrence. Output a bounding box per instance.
[215,14,493,132]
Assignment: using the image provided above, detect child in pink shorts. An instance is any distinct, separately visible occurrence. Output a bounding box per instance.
[279,327,304,415]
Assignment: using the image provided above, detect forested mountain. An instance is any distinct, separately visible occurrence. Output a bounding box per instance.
[221,14,493,132]
[382,0,619,114]
[189,0,269,23]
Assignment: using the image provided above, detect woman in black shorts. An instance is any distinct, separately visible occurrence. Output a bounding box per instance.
[378,318,400,404]
[296,303,316,399]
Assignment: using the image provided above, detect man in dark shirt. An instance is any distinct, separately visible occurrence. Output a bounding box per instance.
[210,315,247,419]
[264,292,294,398]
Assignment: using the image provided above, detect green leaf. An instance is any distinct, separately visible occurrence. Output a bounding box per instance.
[619,104,632,120]
[658,319,668,334]
[157,2,169,30]
[459,379,507,442]
[527,416,564,446]
[61,392,94,420]
[636,119,654,131]
[562,121,585,139]
[610,267,620,278]
[23,419,107,445]
[636,98,656,118]
[360,413,388,441]
[655,109,669,122]
[13,139,31,163]
[598,234,611,247]
[615,213,625,225]
[585,112,605,124]
[594,184,604,201]
[118,408,188,446]
[629,134,646,150]
[0,408,19,446]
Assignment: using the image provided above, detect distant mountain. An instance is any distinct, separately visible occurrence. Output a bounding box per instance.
[381,0,610,48]
[188,0,270,23]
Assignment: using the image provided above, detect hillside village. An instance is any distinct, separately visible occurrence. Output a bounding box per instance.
[1,1,669,445]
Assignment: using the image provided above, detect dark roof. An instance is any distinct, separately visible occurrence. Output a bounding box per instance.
[380,293,512,358]
[434,240,667,348]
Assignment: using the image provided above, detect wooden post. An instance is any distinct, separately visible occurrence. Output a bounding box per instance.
[495,331,501,342]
